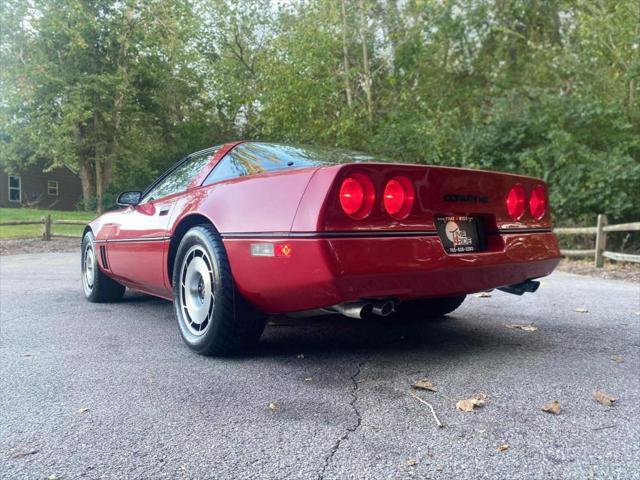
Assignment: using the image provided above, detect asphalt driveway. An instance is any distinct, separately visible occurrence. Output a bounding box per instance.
[1,252,639,479]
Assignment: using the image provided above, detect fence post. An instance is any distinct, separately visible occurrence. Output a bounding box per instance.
[42,215,52,241]
[594,214,607,268]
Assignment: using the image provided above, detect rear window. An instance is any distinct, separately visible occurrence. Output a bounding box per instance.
[203,142,386,185]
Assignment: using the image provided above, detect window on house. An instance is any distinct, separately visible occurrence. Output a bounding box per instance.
[8,175,21,202]
[48,180,59,196]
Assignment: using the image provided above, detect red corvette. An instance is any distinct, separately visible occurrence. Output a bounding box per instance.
[82,142,560,355]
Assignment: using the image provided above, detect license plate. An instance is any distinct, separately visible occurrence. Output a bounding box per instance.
[434,216,485,254]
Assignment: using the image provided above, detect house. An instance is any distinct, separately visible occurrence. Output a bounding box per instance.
[0,162,83,210]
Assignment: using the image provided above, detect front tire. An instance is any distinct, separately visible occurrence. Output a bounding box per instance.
[391,295,466,320]
[81,232,125,302]
[172,225,266,356]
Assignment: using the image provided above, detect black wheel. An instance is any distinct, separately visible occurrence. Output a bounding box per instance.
[81,232,125,302]
[391,295,466,320]
[172,224,267,356]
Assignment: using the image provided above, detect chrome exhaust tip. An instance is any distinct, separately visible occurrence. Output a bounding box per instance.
[371,300,394,317]
[497,280,540,296]
[328,302,374,319]
[325,299,396,319]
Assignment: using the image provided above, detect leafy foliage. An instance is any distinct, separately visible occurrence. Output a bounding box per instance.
[1,0,638,223]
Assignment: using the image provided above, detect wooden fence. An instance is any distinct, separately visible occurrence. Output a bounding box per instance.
[0,214,86,240]
[1,213,639,267]
[555,214,640,267]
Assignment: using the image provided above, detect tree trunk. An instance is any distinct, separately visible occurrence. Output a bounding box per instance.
[340,0,353,108]
[78,161,95,211]
[442,0,451,70]
[630,2,640,109]
[385,0,399,72]
[358,0,373,123]
[74,123,94,211]
[93,106,104,214]
[99,5,132,210]
[95,157,103,214]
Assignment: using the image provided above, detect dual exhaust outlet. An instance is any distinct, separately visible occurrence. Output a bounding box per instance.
[328,300,395,319]
[319,279,540,320]
[497,279,540,296]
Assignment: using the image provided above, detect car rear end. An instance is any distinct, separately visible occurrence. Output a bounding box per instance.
[224,162,560,314]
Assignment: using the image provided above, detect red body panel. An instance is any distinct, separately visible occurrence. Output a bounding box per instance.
[223,233,559,313]
[88,142,561,310]
[170,167,319,234]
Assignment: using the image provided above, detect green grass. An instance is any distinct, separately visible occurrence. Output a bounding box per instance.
[0,208,96,239]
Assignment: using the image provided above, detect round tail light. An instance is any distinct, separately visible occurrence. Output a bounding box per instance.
[529,185,547,219]
[383,176,415,219]
[506,185,526,220]
[339,173,375,219]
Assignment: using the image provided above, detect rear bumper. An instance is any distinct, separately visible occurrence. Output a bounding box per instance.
[223,231,560,314]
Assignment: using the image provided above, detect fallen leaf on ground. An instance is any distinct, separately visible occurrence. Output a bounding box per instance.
[47,475,58,480]
[610,355,624,364]
[180,464,188,471]
[592,391,616,406]
[574,308,589,313]
[10,449,39,459]
[497,444,509,452]
[412,378,437,392]
[304,377,313,382]
[76,407,90,414]
[541,400,561,415]
[22,353,33,357]
[505,323,538,332]
[268,402,279,411]
[405,458,418,467]
[476,291,492,298]
[456,393,487,412]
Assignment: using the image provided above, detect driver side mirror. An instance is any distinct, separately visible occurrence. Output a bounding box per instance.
[116,191,142,207]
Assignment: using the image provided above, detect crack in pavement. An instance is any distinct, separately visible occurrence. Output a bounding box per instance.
[317,362,363,480]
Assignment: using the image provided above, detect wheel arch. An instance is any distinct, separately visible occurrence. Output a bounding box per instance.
[167,213,218,286]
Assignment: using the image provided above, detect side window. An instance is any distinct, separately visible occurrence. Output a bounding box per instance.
[141,150,216,203]
[8,175,21,202]
[48,180,59,196]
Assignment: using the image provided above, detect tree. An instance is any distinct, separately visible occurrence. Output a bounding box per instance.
[2,0,638,224]
[0,0,219,212]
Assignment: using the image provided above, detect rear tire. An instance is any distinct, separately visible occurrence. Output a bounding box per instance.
[81,232,125,303]
[172,224,266,356]
[391,295,466,320]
